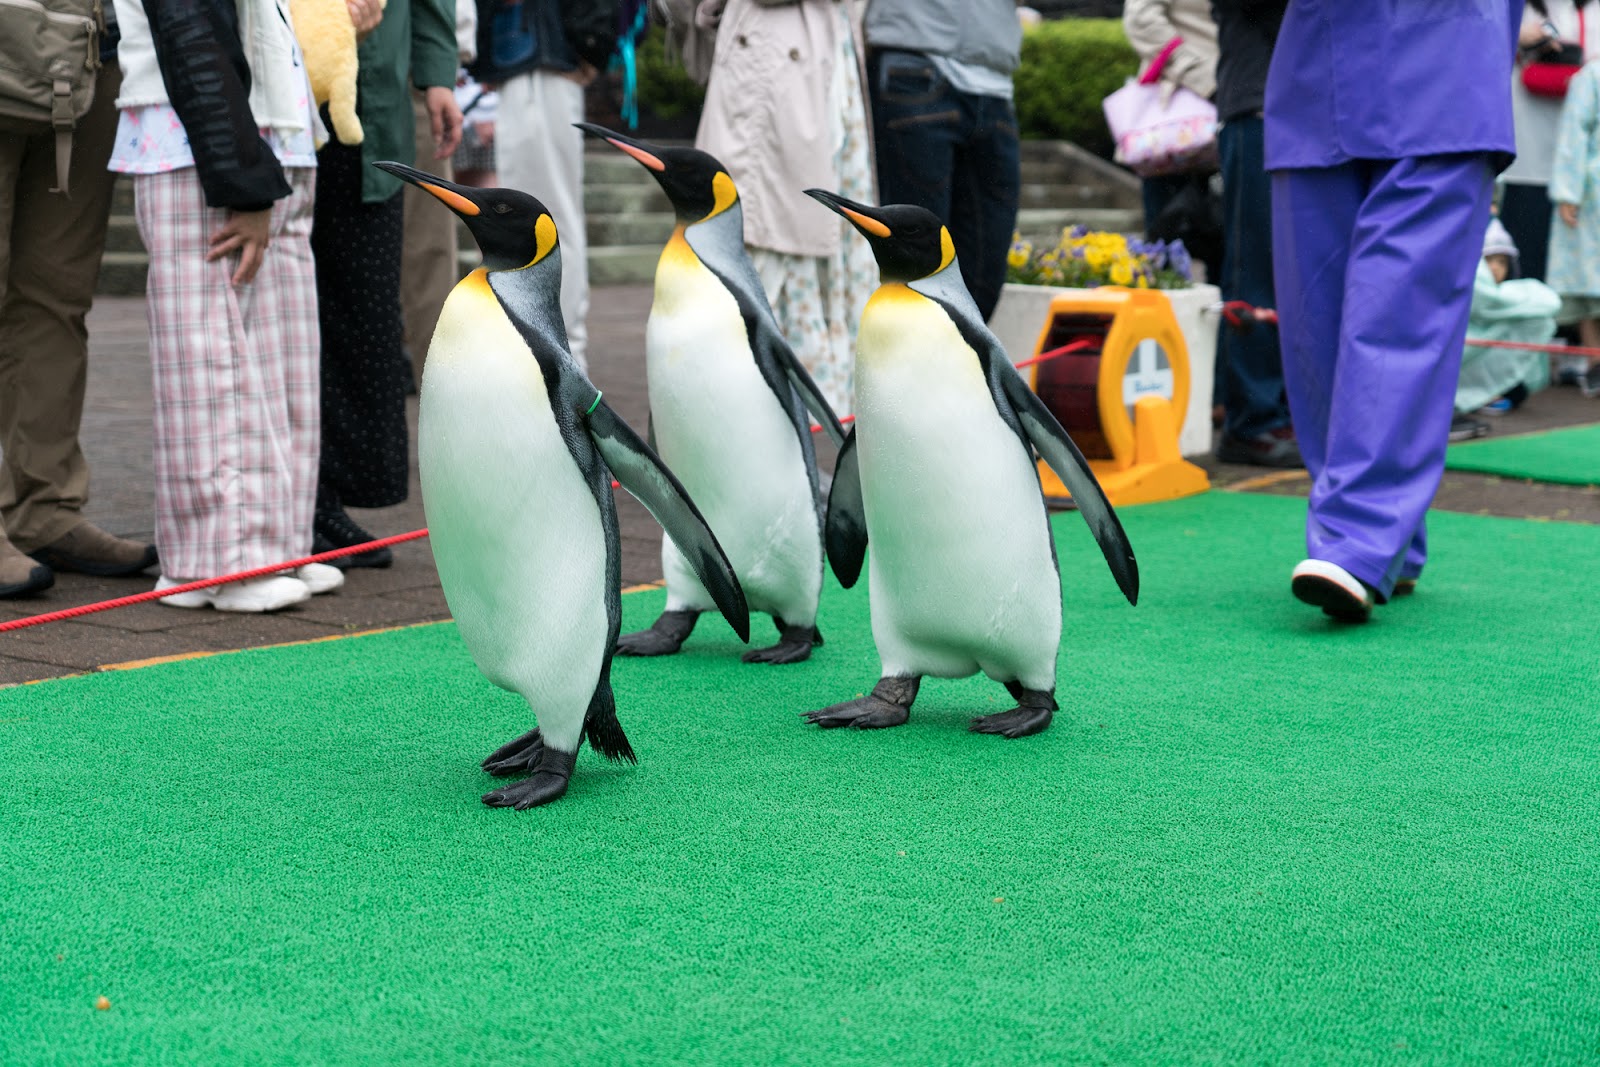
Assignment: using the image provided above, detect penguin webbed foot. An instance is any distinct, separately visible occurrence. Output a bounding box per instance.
[616,609,700,657]
[803,675,918,730]
[481,727,544,777]
[482,747,578,810]
[742,620,823,665]
[970,684,1058,739]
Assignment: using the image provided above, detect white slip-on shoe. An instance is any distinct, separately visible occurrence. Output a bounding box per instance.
[295,563,345,595]
[1291,559,1373,622]
[158,575,310,613]
[155,575,212,609]
[209,576,311,613]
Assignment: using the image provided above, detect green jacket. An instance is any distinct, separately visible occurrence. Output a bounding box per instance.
[355,0,459,203]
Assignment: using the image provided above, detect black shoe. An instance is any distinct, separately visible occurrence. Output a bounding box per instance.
[313,507,394,569]
[1215,427,1304,469]
[1448,414,1490,443]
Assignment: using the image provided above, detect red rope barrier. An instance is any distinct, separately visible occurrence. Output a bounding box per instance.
[4,338,1106,633]
[0,529,430,634]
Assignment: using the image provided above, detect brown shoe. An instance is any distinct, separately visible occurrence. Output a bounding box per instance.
[0,536,54,598]
[29,522,158,577]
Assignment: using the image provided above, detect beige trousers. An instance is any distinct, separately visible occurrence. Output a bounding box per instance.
[0,64,121,550]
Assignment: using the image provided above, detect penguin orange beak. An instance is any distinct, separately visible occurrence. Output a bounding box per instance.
[374,160,483,217]
[805,189,892,239]
[574,123,667,172]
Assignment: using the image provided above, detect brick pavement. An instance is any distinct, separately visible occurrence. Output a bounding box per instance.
[3,289,1598,686]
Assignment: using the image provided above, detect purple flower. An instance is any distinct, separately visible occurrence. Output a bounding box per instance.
[1167,240,1193,281]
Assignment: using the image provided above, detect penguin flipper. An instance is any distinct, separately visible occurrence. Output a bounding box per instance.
[824,427,867,588]
[585,399,752,642]
[998,369,1140,606]
[761,328,846,446]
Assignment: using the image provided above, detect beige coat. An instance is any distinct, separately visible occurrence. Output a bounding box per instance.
[694,0,870,258]
[1123,0,1219,101]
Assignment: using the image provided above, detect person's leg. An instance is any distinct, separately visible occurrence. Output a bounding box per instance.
[312,135,409,511]
[0,64,123,549]
[948,90,1021,321]
[401,89,461,383]
[867,50,957,242]
[136,169,255,578]
[1497,182,1551,282]
[1272,163,1366,493]
[249,168,321,561]
[497,70,588,369]
[1217,116,1294,449]
[1141,174,1190,236]
[1313,154,1495,599]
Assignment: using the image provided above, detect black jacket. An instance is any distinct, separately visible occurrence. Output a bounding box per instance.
[140,0,291,211]
[1211,0,1286,123]
[470,0,617,83]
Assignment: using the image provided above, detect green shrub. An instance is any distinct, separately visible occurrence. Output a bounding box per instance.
[1014,18,1140,157]
[635,25,706,122]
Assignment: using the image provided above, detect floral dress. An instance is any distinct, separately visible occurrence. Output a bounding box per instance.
[746,4,876,417]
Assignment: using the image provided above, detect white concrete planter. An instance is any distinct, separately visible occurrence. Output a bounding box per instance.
[990,282,1222,458]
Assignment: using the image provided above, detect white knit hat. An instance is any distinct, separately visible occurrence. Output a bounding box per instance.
[1483,216,1519,262]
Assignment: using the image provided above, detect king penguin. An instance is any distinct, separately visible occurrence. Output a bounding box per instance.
[373,161,750,809]
[576,123,847,665]
[800,191,1139,738]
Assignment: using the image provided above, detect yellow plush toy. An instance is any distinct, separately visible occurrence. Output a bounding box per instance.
[288,0,381,145]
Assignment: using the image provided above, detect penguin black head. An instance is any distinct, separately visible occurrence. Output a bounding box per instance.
[576,123,738,226]
[374,161,560,272]
[805,190,953,284]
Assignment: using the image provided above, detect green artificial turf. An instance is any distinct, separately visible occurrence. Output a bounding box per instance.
[2,492,1598,1065]
[1446,423,1600,485]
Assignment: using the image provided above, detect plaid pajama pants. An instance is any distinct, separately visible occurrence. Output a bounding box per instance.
[134,167,321,580]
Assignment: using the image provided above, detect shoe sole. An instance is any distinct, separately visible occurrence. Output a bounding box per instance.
[31,544,159,578]
[1291,573,1372,622]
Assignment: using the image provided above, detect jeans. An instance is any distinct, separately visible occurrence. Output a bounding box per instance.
[867,49,1020,321]
[1141,173,1191,236]
[1497,182,1550,283]
[1217,116,1290,439]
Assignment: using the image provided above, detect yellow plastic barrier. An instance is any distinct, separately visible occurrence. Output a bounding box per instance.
[1028,287,1209,507]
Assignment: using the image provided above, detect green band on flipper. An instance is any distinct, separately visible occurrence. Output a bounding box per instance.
[586,392,603,415]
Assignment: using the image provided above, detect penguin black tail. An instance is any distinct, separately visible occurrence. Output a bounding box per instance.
[583,680,637,765]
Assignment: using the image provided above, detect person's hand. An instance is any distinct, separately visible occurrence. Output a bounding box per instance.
[1560,202,1581,228]
[346,0,383,41]
[1520,22,1550,48]
[559,61,599,88]
[425,84,463,159]
[208,208,272,286]
[473,120,495,147]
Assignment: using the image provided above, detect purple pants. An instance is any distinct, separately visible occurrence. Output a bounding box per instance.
[1271,155,1494,601]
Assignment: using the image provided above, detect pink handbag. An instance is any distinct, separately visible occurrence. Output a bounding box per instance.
[1102,37,1219,178]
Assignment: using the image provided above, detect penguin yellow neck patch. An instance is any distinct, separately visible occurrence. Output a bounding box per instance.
[424,183,479,216]
[938,228,956,273]
[704,172,739,221]
[529,214,558,266]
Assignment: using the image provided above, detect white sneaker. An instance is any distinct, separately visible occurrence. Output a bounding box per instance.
[295,562,345,595]
[1290,559,1373,622]
[155,574,311,613]
[154,575,211,609]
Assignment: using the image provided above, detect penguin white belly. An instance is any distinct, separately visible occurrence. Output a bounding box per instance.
[419,271,608,751]
[854,285,1061,689]
[645,232,820,624]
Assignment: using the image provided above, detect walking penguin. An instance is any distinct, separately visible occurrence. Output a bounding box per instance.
[576,124,846,665]
[373,161,749,808]
[801,191,1139,738]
